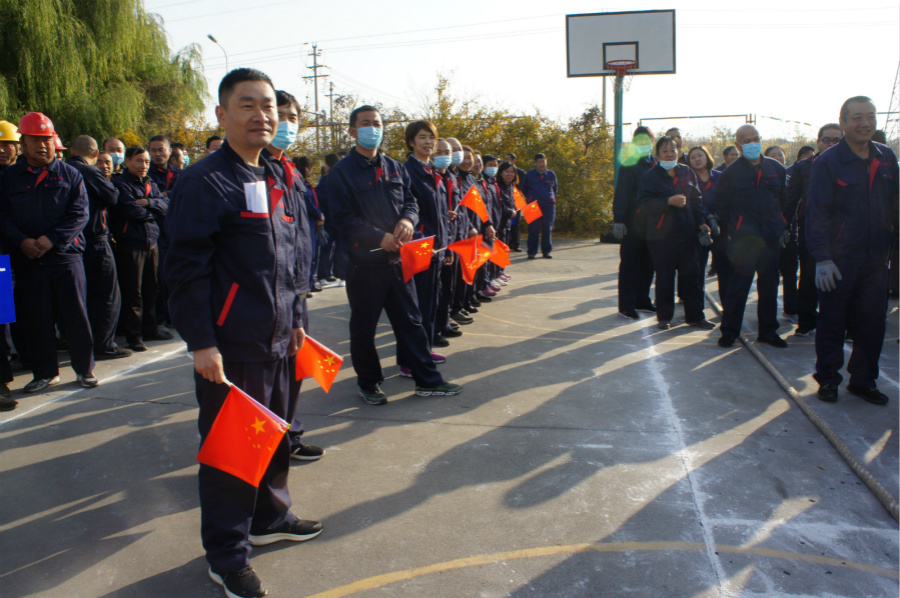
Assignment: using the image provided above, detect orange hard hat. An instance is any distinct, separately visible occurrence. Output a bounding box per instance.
[17,112,55,137]
[53,133,66,150]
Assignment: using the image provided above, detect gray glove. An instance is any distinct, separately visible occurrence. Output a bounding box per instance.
[316,226,329,246]
[815,260,842,292]
[698,230,713,247]
[706,216,720,237]
[613,223,627,240]
[781,229,791,247]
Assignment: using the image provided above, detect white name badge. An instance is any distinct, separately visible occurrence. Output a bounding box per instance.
[244,181,268,214]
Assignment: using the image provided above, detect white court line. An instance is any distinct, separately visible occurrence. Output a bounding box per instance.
[0,347,188,428]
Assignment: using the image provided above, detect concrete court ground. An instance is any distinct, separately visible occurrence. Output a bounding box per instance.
[1,238,898,598]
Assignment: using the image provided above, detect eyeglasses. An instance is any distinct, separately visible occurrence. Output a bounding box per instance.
[819,137,841,145]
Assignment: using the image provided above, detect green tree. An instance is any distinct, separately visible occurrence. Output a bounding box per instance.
[0,0,207,143]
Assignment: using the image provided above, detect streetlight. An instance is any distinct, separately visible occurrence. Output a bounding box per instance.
[207,34,229,72]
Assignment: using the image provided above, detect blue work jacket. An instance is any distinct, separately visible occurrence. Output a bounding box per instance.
[522,168,558,205]
[405,155,449,255]
[328,148,419,266]
[149,163,182,196]
[476,175,499,230]
[613,155,657,225]
[454,168,477,238]
[111,171,167,250]
[497,180,517,230]
[0,157,89,264]
[694,168,721,216]
[439,168,462,241]
[165,140,305,361]
[262,149,312,294]
[316,172,333,234]
[714,155,788,242]
[805,139,899,264]
[66,155,118,242]
[637,163,707,242]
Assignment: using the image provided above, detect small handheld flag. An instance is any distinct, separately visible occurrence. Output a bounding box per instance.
[513,187,527,210]
[460,186,489,222]
[489,239,511,268]
[521,201,543,224]
[399,236,434,282]
[197,384,289,487]
[295,336,343,392]
[448,235,493,286]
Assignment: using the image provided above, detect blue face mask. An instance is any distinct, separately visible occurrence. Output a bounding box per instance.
[450,151,463,166]
[271,121,299,151]
[484,166,498,177]
[182,154,190,168]
[636,145,653,157]
[356,126,383,150]
[740,142,762,160]
[110,152,124,166]
[659,160,678,171]
[432,155,451,170]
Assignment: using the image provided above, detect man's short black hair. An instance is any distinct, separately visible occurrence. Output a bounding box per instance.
[633,126,654,140]
[796,145,815,161]
[350,105,379,128]
[171,142,185,150]
[534,153,546,161]
[817,123,842,141]
[505,153,517,161]
[125,145,147,160]
[148,134,170,146]
[206,135,223,149]
[276,90,302,114]
[839,96,874,122]
[723,146,738,157]
[872,130,887,144]
[483,154,499,165]
[324,153,340,168]
[218,68,275,108]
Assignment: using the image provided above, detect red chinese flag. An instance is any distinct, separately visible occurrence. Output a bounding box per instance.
[295,336,343,392]
[399,236,434,282]
[448,235,493,285]
[197,384,289,487]
[521,201,543,224]
[460,185,489,222]
[489,239,511,268]
[513,187,527,210]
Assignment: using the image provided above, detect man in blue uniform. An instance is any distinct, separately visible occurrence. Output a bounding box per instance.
[805,96,899,404]
[0,120,18,409]
[148,134,181,332]
[522,153,558,259]
[0,112,97,392]
[66,135,131,361]
[715,124,790,348]
[612,126,657,320]
[328,105,462,405]
[166,69,321,598]
[784,124,843,337]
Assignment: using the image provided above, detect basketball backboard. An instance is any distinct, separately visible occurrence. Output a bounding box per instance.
[566,10,676,78]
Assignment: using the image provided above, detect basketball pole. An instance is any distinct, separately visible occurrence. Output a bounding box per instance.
[613,71,625,190]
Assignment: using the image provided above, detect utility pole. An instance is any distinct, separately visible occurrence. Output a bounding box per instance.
[325,81,338,148]
[302,43,328,153]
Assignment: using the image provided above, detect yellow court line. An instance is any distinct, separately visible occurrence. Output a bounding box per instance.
[304,541,899,598]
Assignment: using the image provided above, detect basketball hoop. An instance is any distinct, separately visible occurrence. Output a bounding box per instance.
[606,60,636,92]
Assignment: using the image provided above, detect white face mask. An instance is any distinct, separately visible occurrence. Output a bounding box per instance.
[450,151,463,166]
[659,160,678,171]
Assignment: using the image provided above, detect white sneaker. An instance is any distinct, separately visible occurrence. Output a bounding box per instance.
[495,278,508,286]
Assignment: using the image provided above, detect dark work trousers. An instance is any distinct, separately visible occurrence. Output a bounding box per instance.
[712,238,733,309]
[317,231,336,280]
[617,220,655,313]
[115,246,159,343]
[287,299,310,452]
[779,240,799,315]
[196,357,294,572]
[890,235,899,297]
[648,238,705,323]
[14,259,94,379]
[83,238,122,353]
[345,262,443,390]
[437,258,456,334]
[508,216,521,250]
[155,239,170,327]
[0,324,13,384]
[527,203,556,257]
[696,244,711,310]
[721,236,781,339]
[451,258,467,315]
[413,259,441,348]
[814,260,888,388]
[797,235,819,331]
[308,218,319,290]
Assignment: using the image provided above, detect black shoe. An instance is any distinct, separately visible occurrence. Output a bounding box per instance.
[657,321,671,330]
[433,335,450,347]
[291,443,325,461]
[458,310,470,317]
[470,298,482,307]
[475,293,493,302]
[794,327,815,337]
[94,346,134,360]
[817,384,839,402]
[512,248,523,252]
[249,518,323,546]
[326,276,338,282]
[847,385,889,405]
[359,386,388,406]
[687,319,716,330]
[451,312,473,324]
[0,390,16,412]
[465,305,479,314]
[718,335,736,348]
[757,334,788,348]
[442,328,462,338]
[449,320,460,329]
[144,330,174,341]
[24,376,61,393]
[617,310,639,321]
[208,565,267,598]
[527,255,536,259]
[635,304,657,314]
[543,254,552,259]
[310,286,323,293]
[129,341,148,352]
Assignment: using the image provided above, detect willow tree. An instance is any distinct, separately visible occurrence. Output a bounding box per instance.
[0,0,207,142]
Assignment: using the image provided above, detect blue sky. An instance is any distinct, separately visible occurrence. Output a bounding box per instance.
[147,0,899,140]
